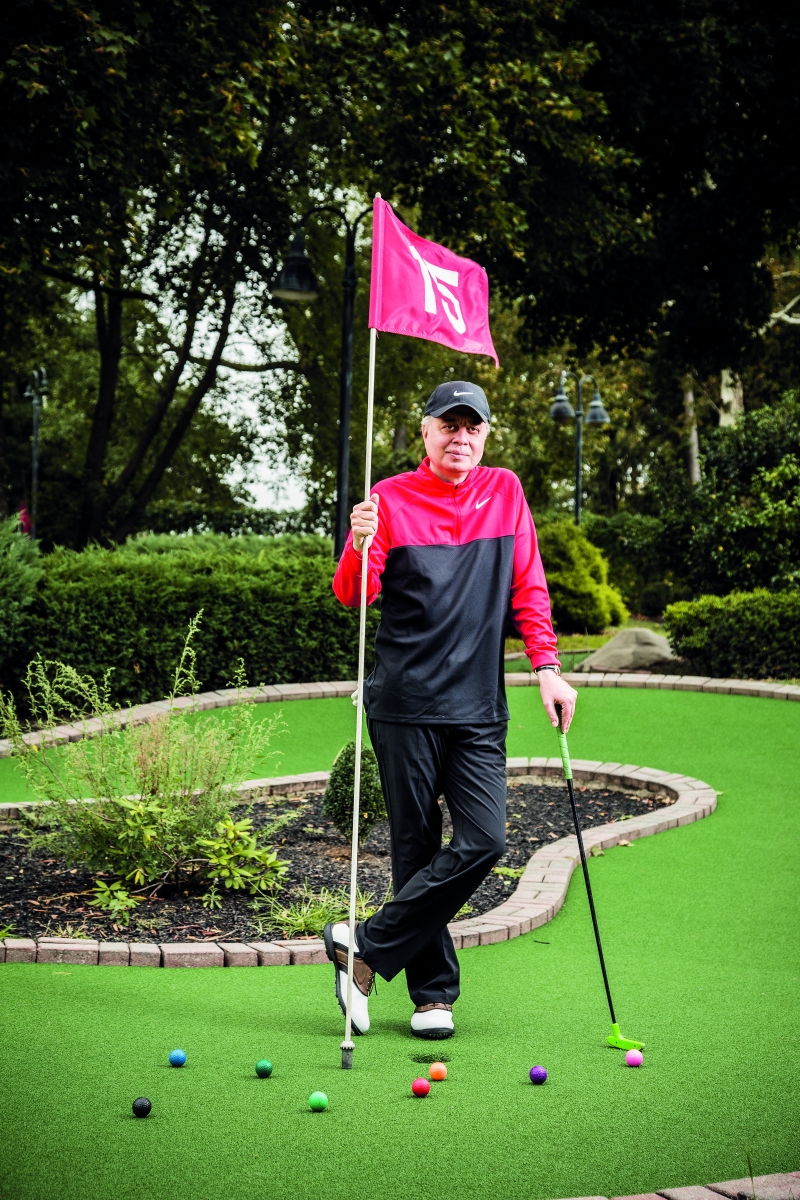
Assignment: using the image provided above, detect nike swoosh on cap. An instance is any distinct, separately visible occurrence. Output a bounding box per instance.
[453,391,474,396]
[476,497,492,509]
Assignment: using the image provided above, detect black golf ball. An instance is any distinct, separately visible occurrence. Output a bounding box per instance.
[132,1097,152,1118]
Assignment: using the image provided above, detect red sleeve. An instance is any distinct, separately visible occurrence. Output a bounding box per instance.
[509,481,560,669]
[332,495,390,608]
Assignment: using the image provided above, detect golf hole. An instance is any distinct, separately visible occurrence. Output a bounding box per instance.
[410,1052,452,1065]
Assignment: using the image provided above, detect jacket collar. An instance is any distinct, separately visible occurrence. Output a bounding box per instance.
[416,457,481,495]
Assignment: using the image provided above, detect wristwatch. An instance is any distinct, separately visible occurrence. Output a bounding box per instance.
[534,664,561,676]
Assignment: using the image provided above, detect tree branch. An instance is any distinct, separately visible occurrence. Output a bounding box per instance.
[762,292,800,333]
[189,354,303,373]
[42,264,156,302]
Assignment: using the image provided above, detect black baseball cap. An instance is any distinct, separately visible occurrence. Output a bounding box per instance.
[424,381,490,425]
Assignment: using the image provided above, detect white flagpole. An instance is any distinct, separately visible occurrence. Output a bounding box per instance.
[341,323,377,1070]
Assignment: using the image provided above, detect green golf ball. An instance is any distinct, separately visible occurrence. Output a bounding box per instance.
[308,1091,329,1112]
[255,1059,273,1078]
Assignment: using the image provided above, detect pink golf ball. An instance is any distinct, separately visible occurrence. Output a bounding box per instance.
[625,1049,643,1067]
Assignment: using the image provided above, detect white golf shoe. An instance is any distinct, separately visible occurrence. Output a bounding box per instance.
[323,922,373,1035]
[411,1003,454,1039]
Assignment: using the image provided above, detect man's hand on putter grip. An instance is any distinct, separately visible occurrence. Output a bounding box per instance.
[351,495,380,552]
[539,669,577,733]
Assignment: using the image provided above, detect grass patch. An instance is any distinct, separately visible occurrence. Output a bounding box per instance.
[0,688,799,1199]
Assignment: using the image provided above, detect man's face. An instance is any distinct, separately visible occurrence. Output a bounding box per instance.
[422,410,489,481]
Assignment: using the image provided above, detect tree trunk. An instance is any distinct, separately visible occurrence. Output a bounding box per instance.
[392,421,408,451]
[0,377,8,519]
[111,289,237,543]
[719,369,744,427]
[78,271,124,545]
[683,378,701,487]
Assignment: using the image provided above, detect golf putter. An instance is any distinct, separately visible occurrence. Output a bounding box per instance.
[554,704,644,1052]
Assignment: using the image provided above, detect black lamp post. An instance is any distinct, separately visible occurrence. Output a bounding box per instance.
[272,205,371,558]
[24,366,47,540]
[549,370,610,526]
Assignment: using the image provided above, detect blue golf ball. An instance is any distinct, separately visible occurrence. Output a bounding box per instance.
[529,1065,548,1085]
[169,1049,187,1068]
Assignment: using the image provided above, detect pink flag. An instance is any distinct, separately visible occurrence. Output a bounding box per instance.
[369,197,498,366]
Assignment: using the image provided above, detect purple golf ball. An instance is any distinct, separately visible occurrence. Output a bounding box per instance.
[529,1065,548,1085]
[625,1049,643,1067]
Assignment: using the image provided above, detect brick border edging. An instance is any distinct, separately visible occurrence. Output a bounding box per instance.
[565,1168,800,1200]
[0,756,717,966]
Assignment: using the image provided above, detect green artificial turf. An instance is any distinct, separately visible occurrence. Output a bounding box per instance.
[1,688,800,1200]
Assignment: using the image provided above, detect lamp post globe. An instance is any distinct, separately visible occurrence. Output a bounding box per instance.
[584,388,610,426]
[549,379,576,422]
[270,231,319,302]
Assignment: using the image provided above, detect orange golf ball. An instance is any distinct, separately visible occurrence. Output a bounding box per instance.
[429,1062,447,1081]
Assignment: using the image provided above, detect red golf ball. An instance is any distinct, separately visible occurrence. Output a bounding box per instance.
[412,1077,431,1097]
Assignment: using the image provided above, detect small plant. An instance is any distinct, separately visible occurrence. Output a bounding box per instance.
[197,816,288,897]
[47,923,92,939]
[252,882,387,938]
[454,902,473,918]
[89,880,142,926]
[0,616,286,900]
[0,923,16,939]
[492,865,525,880]
[322,741,386,844]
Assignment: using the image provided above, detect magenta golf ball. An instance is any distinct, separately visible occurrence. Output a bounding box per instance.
[625,1049,643,1067]
[529,1065,548,1084]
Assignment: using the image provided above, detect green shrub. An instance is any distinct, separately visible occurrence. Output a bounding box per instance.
[322,740,387,844]
[663,589,800,679]
[0,618,287,901]
[252,882,387,938]
[0,515,43,684]
[5,535,378,706]
[537,521,628,634]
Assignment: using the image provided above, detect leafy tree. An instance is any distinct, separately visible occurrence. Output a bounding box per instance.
[0,0,315,544]
[532,1,800,380]
[666,393,800,595]
[2,0,632,545]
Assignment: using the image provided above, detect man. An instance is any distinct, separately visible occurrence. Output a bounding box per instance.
[324,380,577,1040]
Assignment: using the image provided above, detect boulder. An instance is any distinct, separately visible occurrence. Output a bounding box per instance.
[575,627,676,673]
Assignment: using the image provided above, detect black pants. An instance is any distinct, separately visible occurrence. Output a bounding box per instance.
[357,720,507,1006]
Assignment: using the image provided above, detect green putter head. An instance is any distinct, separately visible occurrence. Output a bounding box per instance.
[607,1023,644,1051]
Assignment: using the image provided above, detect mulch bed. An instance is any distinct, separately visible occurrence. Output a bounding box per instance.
[0,779,672,944]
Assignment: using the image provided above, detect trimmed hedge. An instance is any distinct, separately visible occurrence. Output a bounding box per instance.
[663,589,800,679]
[2,538,379,707]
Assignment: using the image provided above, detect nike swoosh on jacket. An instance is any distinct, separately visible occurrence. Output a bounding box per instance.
[332,458,559,724]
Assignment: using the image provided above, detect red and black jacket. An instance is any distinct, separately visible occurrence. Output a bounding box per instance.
[332,458,559,725]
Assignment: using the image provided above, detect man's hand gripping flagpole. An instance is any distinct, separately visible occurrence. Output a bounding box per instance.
[341,322,377,1070]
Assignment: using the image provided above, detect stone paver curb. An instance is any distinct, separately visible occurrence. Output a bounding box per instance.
[159,942,224,968]
[249,942,291,965]
[98,942,130,965]
[128,942,161,967]
[598,1174,800,1200]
